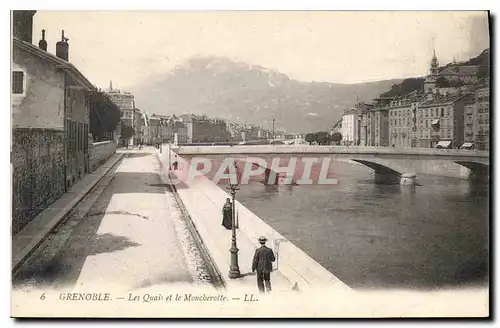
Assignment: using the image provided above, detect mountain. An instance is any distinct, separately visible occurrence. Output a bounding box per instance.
[128,56,404,133]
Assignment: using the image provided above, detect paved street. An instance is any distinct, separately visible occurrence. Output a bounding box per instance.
[13,147,214,292]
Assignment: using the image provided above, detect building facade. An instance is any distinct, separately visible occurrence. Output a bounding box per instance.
[183,115,231,143]
[356,103,374,146]
[387,92,422,148]
[416,92,468,148]
[341,111,360,146]
[463,94,476,145]
[475,86,490,150]
[107,83,140,146]
[11,11,95,234]
[371,98,390,147]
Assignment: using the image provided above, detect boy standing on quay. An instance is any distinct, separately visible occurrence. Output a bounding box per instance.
[252,236,276,293]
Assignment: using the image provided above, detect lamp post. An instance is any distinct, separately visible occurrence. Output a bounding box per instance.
[226,164,241,279]
[272,118,276,146]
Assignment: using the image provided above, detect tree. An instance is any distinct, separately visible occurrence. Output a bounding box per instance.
[476,65,490,82]
[380,78,425,97]
[331,132,342,145]
[121,123,135,140]
[89,91,121,141]
[315,131,330,145]
[305,133,315,145]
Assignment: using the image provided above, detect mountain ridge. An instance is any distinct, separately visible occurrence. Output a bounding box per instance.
[129,56,406,133]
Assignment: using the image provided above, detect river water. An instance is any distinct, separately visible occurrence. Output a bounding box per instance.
[230,160,489,290]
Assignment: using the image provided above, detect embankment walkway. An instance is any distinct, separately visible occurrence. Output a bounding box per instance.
[158,146,352,295]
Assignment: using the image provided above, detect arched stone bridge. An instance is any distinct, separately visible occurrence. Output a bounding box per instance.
[172,145,489,185]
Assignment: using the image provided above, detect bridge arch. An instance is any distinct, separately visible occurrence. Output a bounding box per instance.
[350,159,403,184]
[454,161,489,181]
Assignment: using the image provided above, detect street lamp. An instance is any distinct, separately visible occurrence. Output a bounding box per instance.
[226,162,241,279]
[272,118,276,146]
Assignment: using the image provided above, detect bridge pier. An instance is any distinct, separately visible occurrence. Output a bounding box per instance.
[374,172,417,186]
[400,173,417,186]
[469,169,489,183]
[374,172,401,185]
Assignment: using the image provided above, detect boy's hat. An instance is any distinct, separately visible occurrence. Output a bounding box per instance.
[258,236,268,243]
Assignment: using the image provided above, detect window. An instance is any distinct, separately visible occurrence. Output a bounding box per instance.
[12,71,24,94]
[440,108,444,117]
[424,109,428,117]
[447,108,450,116]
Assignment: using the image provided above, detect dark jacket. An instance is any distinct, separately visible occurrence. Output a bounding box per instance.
[252,245,276,274]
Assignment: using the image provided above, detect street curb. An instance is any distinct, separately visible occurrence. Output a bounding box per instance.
[155,152,226,290]
[12,153,125,273]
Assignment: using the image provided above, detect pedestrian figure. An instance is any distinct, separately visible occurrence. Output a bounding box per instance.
[221,198,232,230]
[252,236,276,293]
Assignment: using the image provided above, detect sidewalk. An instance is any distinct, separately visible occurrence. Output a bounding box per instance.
[12,153,124,272]
[13,148,216,293]
[158,147,351,294]
[166,171,293,293]
[69,150,202,291]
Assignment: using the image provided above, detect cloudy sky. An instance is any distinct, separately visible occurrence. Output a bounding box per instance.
[32,11,489,90]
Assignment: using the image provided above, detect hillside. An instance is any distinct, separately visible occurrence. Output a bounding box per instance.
[129,56,404,133]
[380,48,490,98]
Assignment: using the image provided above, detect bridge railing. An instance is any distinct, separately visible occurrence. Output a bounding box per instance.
[174,145,489,157]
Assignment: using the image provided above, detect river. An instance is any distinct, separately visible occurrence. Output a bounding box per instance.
[229,160,489,290]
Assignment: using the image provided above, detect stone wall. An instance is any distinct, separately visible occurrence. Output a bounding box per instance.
[12,128,65,235]
[89,141,116,172]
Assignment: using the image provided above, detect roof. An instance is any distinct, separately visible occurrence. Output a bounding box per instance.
[439,65,478,77]
[419,94,463,107]
[13,37,95,90]
[373,97,395,101]
[332,118,342,129]
[149,113,169,119]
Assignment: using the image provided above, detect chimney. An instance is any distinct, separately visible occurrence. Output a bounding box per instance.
[12,10,37,43]
[38,29,47,51]
[55,30,69,61]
